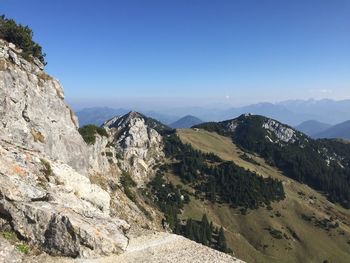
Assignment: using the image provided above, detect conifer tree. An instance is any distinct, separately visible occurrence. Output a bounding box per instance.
[185,219,194,240]
[200,214,211,245]
[217,226,227,252]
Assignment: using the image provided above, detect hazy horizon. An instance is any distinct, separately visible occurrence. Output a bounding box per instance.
[68,97,350,112]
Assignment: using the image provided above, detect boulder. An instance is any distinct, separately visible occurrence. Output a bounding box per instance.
[0,141,129,258]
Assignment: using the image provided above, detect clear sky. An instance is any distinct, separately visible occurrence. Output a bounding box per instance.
[1,0,350,109]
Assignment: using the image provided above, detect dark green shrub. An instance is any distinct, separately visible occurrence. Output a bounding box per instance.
[0,15,46,64]
[266,227,283,239]
[78,125,108,145]
[120,171,137,201]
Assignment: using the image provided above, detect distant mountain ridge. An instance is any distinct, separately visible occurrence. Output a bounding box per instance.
[314,120,350,140]
[295,120,332,137]
[278,99,350,124]
[76,107,179,127]
[295,119,350,140]
[170,115,203,128]
[76,107,129,126]
[75,99,350,128]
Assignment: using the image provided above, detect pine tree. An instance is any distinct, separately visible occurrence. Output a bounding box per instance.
[209,221,214,241]
[174,220,181,234]
[185,219,194,240]
[217,226,227,252]
[200,214,211,245]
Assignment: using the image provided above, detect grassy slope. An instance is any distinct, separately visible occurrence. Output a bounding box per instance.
[174,128,350,263]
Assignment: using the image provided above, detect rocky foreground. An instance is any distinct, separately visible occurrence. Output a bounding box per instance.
[3,232,242,263]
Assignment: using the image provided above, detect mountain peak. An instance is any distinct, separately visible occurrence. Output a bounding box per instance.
[314,120,350,140]
[103,111,145,129]
[196,114,304,145]
[295,120,332,137]
[170,115,203,128]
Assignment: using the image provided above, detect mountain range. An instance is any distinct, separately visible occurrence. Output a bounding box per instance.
[76,99,350,128]
[314,120,350,140]
[295,120,350,140]
[295,120,332,136]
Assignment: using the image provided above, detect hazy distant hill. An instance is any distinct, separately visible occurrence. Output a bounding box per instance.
[220,103,311,126]
[314,120,350,140]
[155,99,350,126]
[76,107,129,126]
[76,107,179,126]
[142,111,179,125]
[170,115,203,128]
[278,99,350,124]
[295,120,332,137]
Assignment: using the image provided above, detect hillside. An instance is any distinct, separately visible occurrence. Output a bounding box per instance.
[195,114,350,208]
[295,120,331,137]
[176,128,350,263]
[170,115,203,128]
[314,120,350,140]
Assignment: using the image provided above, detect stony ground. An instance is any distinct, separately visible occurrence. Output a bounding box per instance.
[19,232,244,263]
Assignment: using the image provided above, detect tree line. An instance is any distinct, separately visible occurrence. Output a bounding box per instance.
[148,169,231,253]
[164,133,285,209]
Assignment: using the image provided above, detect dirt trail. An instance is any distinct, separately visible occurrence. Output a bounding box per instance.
[24,232,244,263]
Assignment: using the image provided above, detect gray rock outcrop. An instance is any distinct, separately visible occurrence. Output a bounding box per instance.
[0,140,129,258]
[103,112,164,186]
[0,40,89,175]
[0,40,129,258]
[88,133,119,176]
[262,119,297,143]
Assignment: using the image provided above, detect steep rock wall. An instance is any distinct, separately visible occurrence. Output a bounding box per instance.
[0,40,88,175]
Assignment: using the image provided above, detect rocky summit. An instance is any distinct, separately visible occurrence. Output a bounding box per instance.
[103,111,164,186]
[0,39,243,262]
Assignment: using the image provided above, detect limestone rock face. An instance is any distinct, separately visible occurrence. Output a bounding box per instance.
[0,140,129,258]
[88,134,118,176]
[262,119,297,143]
[0,40,129,258]
[103,112,164,186]
[0,40,89,175]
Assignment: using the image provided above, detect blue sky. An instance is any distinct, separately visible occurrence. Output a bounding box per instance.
[1,0,350,109]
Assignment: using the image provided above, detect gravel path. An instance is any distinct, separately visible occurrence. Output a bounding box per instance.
[24,232,244,263]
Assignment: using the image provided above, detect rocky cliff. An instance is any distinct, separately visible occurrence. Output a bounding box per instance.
[0,40,129,258]
[0,39,88,175]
